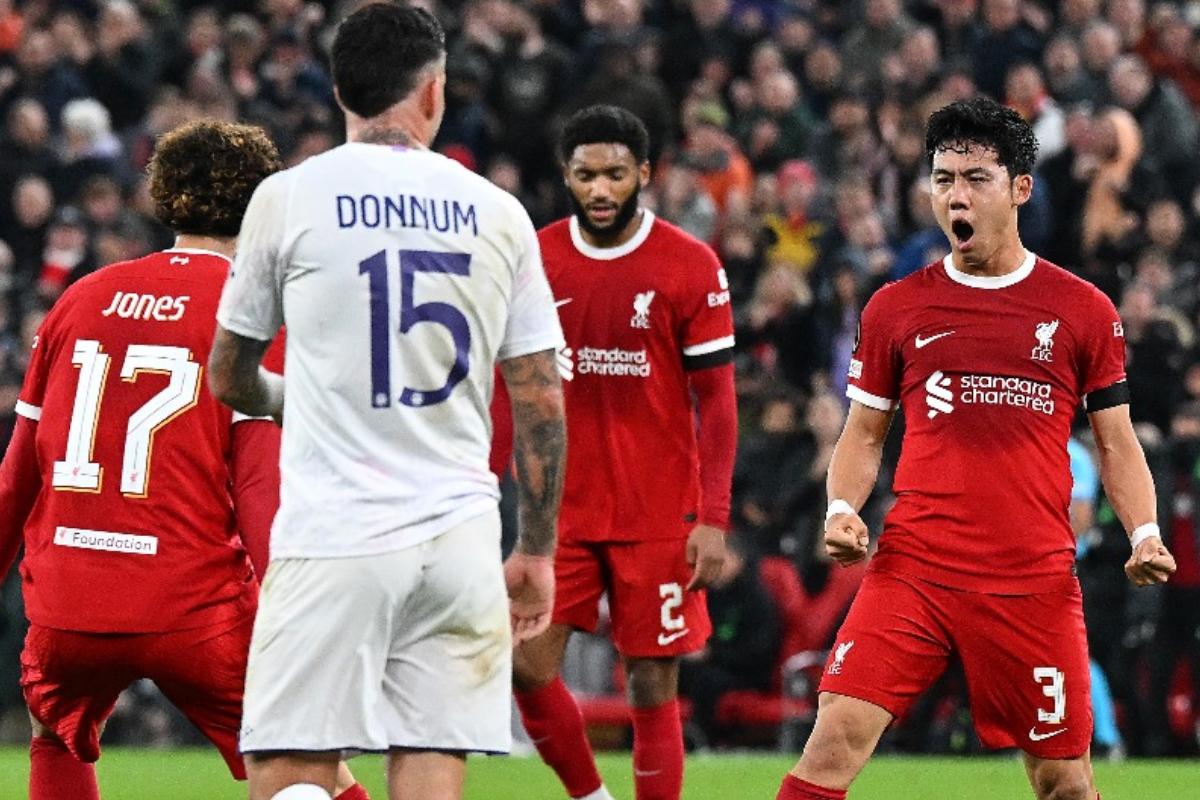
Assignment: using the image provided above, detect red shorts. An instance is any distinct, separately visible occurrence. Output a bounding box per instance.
[819,568,1092,759]
[553,538,711,657]
[20,614,254,778]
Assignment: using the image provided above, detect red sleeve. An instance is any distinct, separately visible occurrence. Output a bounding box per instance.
[679,244,735,370]
[230,419,281,580]
[0,416,41,579]
[489,368,514,480]
[689,363,737,530]
[846,287,900,411]
[1079,289,1127,396]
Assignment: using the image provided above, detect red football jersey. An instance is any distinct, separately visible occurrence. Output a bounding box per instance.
[15,248,257,632]
[848,253,1127,593]
[540,212,735,542]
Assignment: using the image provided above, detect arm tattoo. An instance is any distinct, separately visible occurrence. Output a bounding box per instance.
[208,328,282,418]
[500,349,566,557]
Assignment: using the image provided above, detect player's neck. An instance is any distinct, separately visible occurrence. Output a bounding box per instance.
[345,107,429,149]
[172,235,236,260]
[578,208,646,250]
[950,238,1028,278]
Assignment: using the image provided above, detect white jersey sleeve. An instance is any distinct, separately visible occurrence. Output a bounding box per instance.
[499,200,563,361]
[217,173,289,341]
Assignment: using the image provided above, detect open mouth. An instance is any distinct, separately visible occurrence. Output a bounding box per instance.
[951,219,975,247]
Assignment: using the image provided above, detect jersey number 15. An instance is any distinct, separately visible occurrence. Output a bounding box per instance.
[359,249,473,409]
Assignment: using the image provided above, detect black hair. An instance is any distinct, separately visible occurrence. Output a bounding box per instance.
[331,2,446,119]
[925,96,1038,178]
[558,105,650,165]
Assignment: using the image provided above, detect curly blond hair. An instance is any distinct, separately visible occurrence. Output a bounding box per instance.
[148,120,281,237]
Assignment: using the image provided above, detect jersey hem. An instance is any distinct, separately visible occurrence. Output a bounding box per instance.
[214,315,278,344]
[269,499,497,560]
[846,385,896,411]
[682,335,736,356]
[15,400,41,420]
[497,332,567,362]
[867,552,1080,596]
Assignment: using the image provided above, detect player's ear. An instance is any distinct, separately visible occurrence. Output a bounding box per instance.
[333,86,346,114]
[639,161,651,188]
[1011,173,1033,207]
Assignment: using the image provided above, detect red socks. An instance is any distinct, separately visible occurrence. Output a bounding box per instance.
[29,736,99,800]
[631,699,684,800]
[776,774,847,800]
[335,784,371,800]
[515,677,604,798]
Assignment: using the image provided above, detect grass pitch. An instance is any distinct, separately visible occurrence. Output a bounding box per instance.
[0,747,1196,798]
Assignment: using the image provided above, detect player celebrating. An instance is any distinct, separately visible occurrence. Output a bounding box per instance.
[209,5,566,800]
[776,97,1176,800]
[0,122,365,799]
[512,106,738,800]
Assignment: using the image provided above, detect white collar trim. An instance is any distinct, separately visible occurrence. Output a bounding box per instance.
[942,250,1035,289]
[569,210,655,261]
[165,247,232,264]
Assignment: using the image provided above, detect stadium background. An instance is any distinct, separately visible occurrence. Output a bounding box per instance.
[1,0,1200,791]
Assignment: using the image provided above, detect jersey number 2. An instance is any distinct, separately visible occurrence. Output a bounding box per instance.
[52,339,201,497]
[359,249,472,409]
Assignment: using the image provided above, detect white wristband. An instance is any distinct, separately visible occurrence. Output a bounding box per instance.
[825,499,856,523]
[1130,523,1160,551]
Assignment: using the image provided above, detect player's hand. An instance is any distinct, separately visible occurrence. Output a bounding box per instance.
[503,552,555,644]
[1124,536,1176,587]
[825,511,870,565]
[686,524,727,591]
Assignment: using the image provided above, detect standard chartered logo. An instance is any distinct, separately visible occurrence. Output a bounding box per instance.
[925,370,954,418]
[925,370,1056,419]
[557,345,652,379]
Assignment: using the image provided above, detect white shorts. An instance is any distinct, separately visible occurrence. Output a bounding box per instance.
[239,509,511,755]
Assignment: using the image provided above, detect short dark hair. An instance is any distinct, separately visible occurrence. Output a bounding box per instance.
[558,105,650,164]
[332,2,446,119]
[925,96,1038,178]
[148,120,281,237]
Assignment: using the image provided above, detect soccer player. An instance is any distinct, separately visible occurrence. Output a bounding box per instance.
[0,121,365,799]
[208,5,566,800]
[775,97,1177,800]
[512,106,738,800]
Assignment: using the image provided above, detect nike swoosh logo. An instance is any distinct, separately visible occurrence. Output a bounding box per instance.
[657,629,689,646]
[555,298,573,308]
[634,769,662,777]
[1028,727,1068,742]
[915,331,955,348]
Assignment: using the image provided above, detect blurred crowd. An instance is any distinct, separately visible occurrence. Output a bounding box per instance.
[2,0,1200,757]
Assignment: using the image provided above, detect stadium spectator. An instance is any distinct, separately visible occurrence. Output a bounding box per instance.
[678,535,781,747]
[1108,54,1200,205]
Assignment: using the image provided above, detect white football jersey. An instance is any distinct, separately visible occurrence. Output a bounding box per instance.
[217,143,563,558]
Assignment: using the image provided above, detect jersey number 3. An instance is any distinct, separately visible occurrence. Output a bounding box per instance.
[52,339,201,497]
[359,249,472,409]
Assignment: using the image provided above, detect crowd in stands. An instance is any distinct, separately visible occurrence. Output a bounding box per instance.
[2,0,1199,757]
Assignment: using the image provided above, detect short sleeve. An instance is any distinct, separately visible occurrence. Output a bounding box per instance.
[217,173,288,341]
[846,288,900,411]
[679,245,735,370]
[15,306,63,420]
[497,203,564,361]
[1078,289,1127,402]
